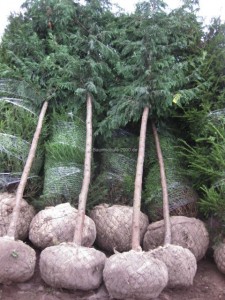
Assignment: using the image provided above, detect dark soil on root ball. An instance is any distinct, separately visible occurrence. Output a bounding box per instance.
[0,250,225,300]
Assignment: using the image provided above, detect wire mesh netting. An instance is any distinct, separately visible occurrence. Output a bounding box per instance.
[0,172,42,198]
[144,132,198,221]
[207,109,225,126]
[0,79,43,112]
[0,133,43,174]
[0,80,45,197]
[88,130,138,208]
[41,111,86,207]
[41,162,84,206]
[145,132,178,167]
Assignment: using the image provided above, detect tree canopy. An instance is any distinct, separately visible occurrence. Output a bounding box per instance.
[0,0,224,134]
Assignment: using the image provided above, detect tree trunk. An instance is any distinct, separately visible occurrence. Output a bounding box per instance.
[151,121,171,245]
[131,106,149,251]
[73,94,92,245]
[7,101,48,239]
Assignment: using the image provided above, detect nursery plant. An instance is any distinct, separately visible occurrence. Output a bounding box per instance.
[146,121,197,288]
[39,94,106,291]
[103,106,168,300]
[0,81,47,283]
[176,19,225,225]
[176,20,225,271]
[0,1,117,290]
[102,1,205,296]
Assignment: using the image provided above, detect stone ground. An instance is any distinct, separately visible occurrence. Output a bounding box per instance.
[0,255,225,300]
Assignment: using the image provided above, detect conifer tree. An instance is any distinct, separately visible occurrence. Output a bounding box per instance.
[97,0,204,135]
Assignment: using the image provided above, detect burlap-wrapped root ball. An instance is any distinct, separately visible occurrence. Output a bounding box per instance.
[0,237,36,283]
[29,203,96,249]
[143,216,209,261]
[90,204,149,253]
[149,244,197,288]
[103,250,168,300]
[214,242,225,274]
[0,192,35,240]
[40,243,106,290]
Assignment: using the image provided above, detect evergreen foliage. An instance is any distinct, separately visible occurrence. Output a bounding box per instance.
[178,17,225,234]
[97,0,204,135]
[88,130,138,208]
[0,0,224,229]
[41,108,86,207]
[0,0,118,207]
[144,131,198,221]
[0,79,46,197]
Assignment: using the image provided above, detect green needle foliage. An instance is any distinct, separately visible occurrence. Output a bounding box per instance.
[178,18,225,230]
[0,0,224,225]
[0,79,46,197]
[88,130,138,208]
[0,0,118,115]
[144,131,198,221]
[41,107,86,206]
[97,0,204,135]
[0,0,119,208]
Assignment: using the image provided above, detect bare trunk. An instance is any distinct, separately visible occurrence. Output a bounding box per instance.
[73,94,92,245]
[7,101,48,238]
[131,106,149,251]
[151,121,171,245]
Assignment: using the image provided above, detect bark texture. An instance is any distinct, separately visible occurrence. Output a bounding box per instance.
[214,242,225,274]
[74,94,92,245]
[29,203,96,249]
[132,106,149,251]
[149,244,197,288]
[151,121,171,244]
[0,237,36,283]
[103,250,168,300]
[40,243,106,290]
[143,216,209,261]
[0,192,35,240]
[90,204,148,253]
[149,123,198,288]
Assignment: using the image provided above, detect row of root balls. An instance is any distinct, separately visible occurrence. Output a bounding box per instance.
[1,192,225,299]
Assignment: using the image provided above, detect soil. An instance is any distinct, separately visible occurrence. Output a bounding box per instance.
[0,254,225,300]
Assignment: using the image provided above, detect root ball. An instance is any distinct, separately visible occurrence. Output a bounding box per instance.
[90,204,149,253]
[0,192,35,240]
[0,237,36,283]
[149,244,197,288]
[143,216,209,261]
[103,250,168,300]
[39,243,106,290]
[29,203,96,249]
[214,242,225,274]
